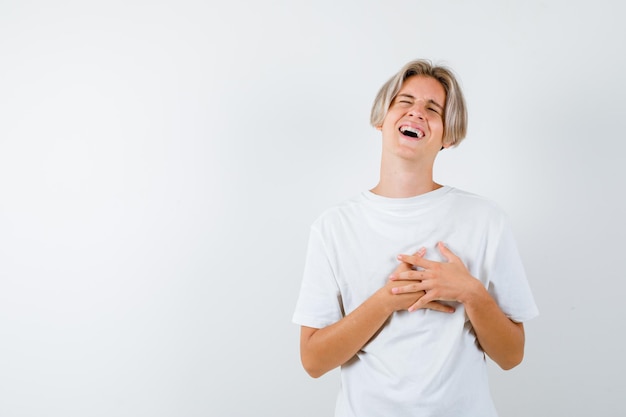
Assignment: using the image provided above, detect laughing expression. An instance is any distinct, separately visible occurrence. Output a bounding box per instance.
[379,75,446,161]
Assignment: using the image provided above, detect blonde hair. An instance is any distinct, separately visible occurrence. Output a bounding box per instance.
[370,59,468,147]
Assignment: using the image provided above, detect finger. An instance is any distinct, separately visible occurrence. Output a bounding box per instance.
[413,300,455,314]
[391,248,426,276]
[408,301,456,313]
[397,253,435,269]
[408,295,432,312]
[398,247,427,266]
[391,282,426,294]
[391,270,429,281]
[437,241,459,263]
[427,301,455,313]
[392,262,412,275]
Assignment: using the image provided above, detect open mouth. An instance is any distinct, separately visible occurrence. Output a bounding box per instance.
[399,125,424,139]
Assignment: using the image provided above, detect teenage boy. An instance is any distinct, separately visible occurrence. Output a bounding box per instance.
[293,59,538,417]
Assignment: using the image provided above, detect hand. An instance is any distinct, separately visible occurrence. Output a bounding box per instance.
[389,242,480,312]
[383,248,455,314]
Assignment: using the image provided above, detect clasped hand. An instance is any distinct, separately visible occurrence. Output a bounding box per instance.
[388,242,478,313]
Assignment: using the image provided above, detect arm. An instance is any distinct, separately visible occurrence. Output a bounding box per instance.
[300,285,397,379]
[390,242,525,370]
[461,283,525,370]
[300,252,454,378]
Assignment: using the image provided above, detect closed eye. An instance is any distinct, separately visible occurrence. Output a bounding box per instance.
[427,99,444,115]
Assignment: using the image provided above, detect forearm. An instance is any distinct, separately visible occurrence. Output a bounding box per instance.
[300,289,394,378]
[462,282,525,370]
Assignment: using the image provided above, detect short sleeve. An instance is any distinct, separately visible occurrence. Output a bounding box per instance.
[292,226,344,329]
[486,218,539,323]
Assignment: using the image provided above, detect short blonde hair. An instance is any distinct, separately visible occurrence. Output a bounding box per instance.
[370,59,468,147]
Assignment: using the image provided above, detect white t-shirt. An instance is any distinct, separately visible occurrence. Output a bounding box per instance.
[292,186,538,417]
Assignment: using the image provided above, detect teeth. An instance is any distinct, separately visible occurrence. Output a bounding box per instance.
[400,126,424,138]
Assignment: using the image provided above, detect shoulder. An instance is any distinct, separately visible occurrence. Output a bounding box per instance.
[447,187,505,213]
[445,187,509,227]
[309,193,368,233]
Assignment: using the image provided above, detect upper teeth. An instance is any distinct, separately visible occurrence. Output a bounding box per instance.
[400,126,424,138]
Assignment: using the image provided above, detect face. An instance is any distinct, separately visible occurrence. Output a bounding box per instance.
[378,75,446,163]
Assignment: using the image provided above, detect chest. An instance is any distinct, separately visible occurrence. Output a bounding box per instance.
[325,214,490,314]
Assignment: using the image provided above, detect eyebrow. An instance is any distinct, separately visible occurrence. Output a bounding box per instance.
[396,94,444,111]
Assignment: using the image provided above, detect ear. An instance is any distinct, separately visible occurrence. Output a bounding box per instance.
[375,125,383,131]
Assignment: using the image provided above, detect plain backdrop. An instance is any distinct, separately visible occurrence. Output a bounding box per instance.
[1,1,624,416]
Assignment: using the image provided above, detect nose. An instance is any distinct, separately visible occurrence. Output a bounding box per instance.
[407,102,426,120]
[409,109,424,120]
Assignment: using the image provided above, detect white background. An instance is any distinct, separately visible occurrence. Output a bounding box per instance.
[1,1,624,416]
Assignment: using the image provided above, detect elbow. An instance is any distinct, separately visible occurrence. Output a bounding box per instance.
[304,367,325,379]
[301,356,328,379]
[299,326,336,378]
[496,321,526,370]
[498,351,524,371]
[499,361,520,371]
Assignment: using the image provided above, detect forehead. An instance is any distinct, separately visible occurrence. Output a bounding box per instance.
[397,75,446,102]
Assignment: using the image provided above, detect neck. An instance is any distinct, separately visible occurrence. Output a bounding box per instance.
[370,154,440,198]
